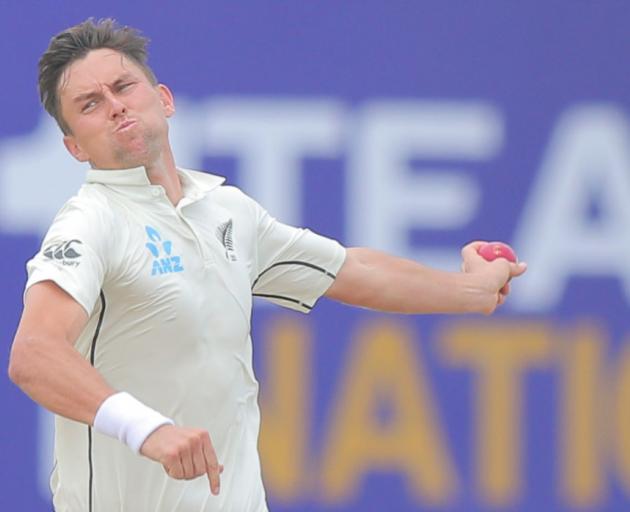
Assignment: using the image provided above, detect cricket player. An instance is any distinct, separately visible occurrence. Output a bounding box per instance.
[8,18,527,512]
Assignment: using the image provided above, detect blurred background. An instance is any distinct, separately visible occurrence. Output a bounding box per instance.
[2,1,630,511]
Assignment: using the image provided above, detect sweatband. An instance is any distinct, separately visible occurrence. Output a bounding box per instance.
[93,392,174,453]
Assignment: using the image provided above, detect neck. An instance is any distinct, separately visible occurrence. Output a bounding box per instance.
[144,148,183,206]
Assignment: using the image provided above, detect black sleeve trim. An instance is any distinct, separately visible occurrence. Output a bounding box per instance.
[89,291,106,366]
[88,291,106,512]
[252,260,336,290]
[50,459,58,511]
[252,293,313,311]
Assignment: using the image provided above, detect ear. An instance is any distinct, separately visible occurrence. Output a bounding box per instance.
[157,84,175,117]
[63,135,90,162]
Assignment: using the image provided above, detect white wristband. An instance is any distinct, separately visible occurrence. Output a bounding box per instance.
[93,392,174,453]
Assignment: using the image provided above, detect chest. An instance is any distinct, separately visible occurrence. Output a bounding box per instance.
[104,199,254,326]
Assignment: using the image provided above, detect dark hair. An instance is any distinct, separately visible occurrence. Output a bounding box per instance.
[38,18,158,134]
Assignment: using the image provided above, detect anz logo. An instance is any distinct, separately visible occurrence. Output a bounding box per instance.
[145,226,184,276]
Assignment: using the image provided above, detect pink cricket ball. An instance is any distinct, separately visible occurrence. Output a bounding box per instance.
[477,242,518,263]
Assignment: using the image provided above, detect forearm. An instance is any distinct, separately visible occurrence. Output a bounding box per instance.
[330,247,495,314]
[9,335,114,425]
[378,256,492,314]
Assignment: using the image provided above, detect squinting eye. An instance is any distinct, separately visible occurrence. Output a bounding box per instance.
[82,100,97,113]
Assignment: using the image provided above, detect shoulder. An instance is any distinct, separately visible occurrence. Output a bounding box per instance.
[213,185,253,206]
[47,184,115,237]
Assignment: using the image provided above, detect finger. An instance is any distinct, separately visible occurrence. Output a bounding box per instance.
[509,261,528,277]
[500,282,511,296]
[202,435,221,495]
[180,450,196,480]
[191,439,207,479]
[461,240,488,260]
[166,458,185,480]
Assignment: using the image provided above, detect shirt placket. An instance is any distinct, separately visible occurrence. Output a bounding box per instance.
[175,196,214,268]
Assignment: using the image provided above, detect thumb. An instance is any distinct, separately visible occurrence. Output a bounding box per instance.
[510,261,528,277]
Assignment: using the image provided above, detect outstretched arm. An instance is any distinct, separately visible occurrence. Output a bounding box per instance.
[325,242,527,315]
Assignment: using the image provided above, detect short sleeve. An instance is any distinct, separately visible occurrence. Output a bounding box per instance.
[25,200,108,316]
[250,200,346,313]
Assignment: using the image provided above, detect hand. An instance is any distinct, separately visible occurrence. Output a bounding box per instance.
[139,424,224,495]
[460,241,528,312]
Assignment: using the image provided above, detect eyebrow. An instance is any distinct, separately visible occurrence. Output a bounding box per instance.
[71,73,137,103]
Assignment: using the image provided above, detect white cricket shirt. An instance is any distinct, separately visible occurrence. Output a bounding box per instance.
[25,167,346,512]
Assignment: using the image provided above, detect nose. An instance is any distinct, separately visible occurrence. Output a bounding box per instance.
[104,90,127,120]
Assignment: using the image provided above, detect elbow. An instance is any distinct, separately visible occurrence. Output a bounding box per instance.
[330,279,379,309]
[8,340,33,388]
[327,251,382,309]
[8,348,24,387]
[356,291,381,311]
[8,358,22,387]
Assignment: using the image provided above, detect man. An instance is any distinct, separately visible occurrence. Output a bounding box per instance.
[8,18,526,512]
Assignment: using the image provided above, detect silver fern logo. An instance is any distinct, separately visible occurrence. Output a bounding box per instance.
[216,219,237,262]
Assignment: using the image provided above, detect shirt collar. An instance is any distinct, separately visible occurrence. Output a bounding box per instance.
[85,166,225,196]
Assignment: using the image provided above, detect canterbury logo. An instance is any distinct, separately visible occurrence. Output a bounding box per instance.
[216,219,237,262]
[43,240,82,267]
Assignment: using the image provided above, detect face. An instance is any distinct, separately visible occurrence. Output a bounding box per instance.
[59,48,175,169]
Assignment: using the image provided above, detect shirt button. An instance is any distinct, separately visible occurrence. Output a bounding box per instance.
[151,189,160,197]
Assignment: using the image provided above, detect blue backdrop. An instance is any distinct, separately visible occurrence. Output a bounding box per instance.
[1,2,630,511]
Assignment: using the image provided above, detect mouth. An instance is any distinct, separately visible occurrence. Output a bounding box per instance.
[115,119,137,132]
